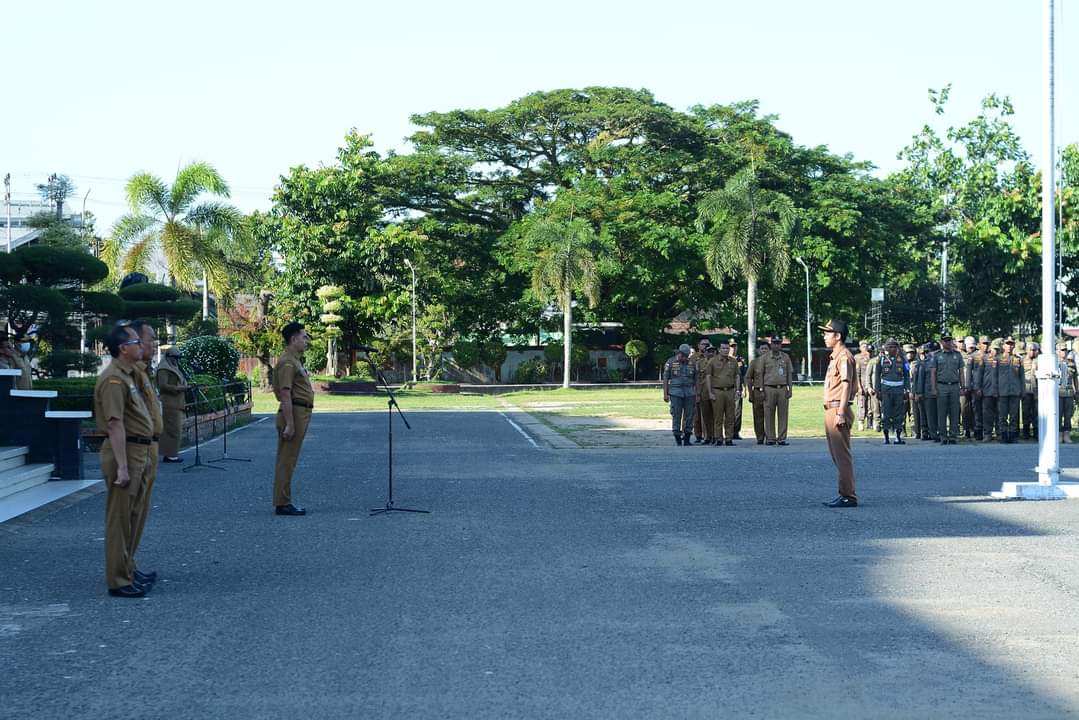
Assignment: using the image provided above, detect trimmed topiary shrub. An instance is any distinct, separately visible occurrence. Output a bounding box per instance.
[513,358,548,384]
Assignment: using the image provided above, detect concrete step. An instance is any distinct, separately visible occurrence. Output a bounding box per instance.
[0,446,29,473]
[0,463,55,500]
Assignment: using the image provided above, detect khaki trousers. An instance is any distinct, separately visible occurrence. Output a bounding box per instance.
[274,406,312,506]
[160,398,184,457]
[102,440,153,589]
[698,392,715,440]
[130,442,159,568]
[711,389,736,440]
[751,394,766,442]
[825,406,856,499]
[763,386,790,442]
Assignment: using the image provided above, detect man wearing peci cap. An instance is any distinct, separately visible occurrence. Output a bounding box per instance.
[820,319,858,508]
[662,344,698,446]
[932,333,964,444]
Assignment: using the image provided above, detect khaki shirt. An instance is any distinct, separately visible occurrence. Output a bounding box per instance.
[934,350,964,386]
[1022,356,1039,394]
[273,349,315,406]
[94,356,155,438]
[0,351,32,390]
[824,344,855,407]
[136,361,164,437]
[854,351,870,393]
[706,355,740,390]
[746,355,764,389]
[761,350,793,387]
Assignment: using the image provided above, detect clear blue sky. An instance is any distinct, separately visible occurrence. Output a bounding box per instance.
[6,0,1076,230]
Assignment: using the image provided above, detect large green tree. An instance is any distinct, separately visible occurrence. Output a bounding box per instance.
[695,166,797,360]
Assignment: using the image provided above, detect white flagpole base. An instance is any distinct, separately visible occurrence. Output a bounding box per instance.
[992,482,1079,500]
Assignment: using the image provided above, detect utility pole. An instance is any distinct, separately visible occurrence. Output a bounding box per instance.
[940,240,949,332]
[4,174,10,253]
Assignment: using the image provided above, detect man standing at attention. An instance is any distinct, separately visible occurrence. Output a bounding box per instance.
[745,339,769,444]
[273,322,314,515]
[706,339,741,446]
[95,324,156,597]
[761,335,794,446]
[874,339,909,445]
[662,343,697,446]
[855,340,872,431]
[820,319,857,508]
[932,333,964,445]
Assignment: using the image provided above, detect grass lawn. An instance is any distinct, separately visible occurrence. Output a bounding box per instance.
[257,386,886,439]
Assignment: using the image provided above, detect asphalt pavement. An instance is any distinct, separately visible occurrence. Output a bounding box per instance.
[3,411,1079,719]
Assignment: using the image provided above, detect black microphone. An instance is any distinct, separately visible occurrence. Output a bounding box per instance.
[355,345,378,353]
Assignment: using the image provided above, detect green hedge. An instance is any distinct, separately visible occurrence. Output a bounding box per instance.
[34,377,96,412]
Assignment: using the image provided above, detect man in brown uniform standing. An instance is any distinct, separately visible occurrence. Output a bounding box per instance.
[820,319,857,508]
[706,339,741,446]
[95,324,156,597]
[854,341,871,431]
[761,335,794,446]
[745,339,769,444]
[690,339,711,444]
[129,320,162,589]
[273,322,314,515]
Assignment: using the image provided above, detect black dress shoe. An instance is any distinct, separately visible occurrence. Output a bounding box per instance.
[777,441,789,446]
[823,496,858,508]
[108,584,147,598]
[757,439,764,445]
[724,439,734,446]
[275,504,307,516]
[134,569,157,584]
[733,433,742,440]
[162,456,183,463]
[894,438,906,445]
[765,441,776,446]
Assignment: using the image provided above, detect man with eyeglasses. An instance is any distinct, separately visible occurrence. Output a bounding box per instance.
[94,323,157,598]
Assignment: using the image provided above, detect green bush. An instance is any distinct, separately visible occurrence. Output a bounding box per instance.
[38,350,102,378]
[179,335,240,379]
[34,377,96,412]
[513,357,548,383]
[178,317,219,342]
[305,336,328,373]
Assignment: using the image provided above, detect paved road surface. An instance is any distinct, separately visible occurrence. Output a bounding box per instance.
[3,411,1079,719]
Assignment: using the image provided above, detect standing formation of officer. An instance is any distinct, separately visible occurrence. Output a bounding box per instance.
[873,339,909,444]
[760,335,793,445]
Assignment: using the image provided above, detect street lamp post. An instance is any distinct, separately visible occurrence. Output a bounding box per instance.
[404,258,417,384]
[795,256,812,380]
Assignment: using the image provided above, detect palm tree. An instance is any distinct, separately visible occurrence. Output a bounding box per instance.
[695,166,798,361]
[108,162,246,307]
[525,217,602,389]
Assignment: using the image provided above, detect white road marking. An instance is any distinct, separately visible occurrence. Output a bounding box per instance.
[498,411,539,449]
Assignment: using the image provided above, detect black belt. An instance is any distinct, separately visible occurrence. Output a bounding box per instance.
[765,384,787,388]
[288,401,314,409]
[126,435,158,445]
[712,386,735,390]
[938,381,959,385]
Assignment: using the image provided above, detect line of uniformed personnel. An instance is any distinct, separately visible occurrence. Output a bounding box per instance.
[662,334,793,447]
[854,333,1079,446]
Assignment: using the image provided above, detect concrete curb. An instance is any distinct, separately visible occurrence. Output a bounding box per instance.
[497,400,581,449]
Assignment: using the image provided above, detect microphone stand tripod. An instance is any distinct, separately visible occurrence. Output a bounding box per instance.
[365,353,428,516]
[183,383,224,473]
[209,380,251,464]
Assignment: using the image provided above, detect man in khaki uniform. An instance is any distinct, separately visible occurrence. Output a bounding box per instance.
[729,339,747,439]
[95,324,156,598]
[1021,341,1040,439]
[706,339,741,445]
[820,319,857,508]
[745,340,769,444]
[696,345,717,444]
[0,332,33,389]
[854,341,872,431]
[690,339,712,444]
[761,335,794,445]
[273,322,314,515]
[960,336,977,439]
[129,320,162,587]
[1058,342,1078,443]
